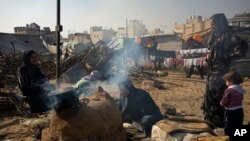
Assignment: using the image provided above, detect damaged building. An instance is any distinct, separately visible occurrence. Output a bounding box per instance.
[0,32,53,61]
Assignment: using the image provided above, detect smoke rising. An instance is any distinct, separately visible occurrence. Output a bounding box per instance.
[44,38,146,108]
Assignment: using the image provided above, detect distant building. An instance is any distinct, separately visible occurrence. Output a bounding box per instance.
[58,32,93,57]
[90,26,102,34]
[174,16,211,37]
[149,28,164,35]
[90,26,115,44]
[14,23,41,35]
[228,13,250,27]
[117,27,126,38]
[14,23,57,45]
[128,19,148,38]
[68,33,92,44]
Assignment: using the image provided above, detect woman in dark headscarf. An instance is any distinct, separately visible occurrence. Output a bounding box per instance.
[202,13,248,127]
[118,79,162,136]
[17,50,53,113]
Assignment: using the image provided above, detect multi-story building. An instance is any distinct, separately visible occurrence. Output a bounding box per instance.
[128,19,148,38]
[117,27,126,38]
[90,26,102,34]
[14,23,41,35]
[90,26,115,44]
[174,16,211,38]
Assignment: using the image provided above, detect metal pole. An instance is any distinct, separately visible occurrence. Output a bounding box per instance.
[56,0,62,86]
[125,19,128,70]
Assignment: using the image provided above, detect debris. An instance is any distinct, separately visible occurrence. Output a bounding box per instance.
[161,103,176,116]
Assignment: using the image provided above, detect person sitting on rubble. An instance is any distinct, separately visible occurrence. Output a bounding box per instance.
[74,70,102,97]
[17,50,55,113]
[118,79,162,136]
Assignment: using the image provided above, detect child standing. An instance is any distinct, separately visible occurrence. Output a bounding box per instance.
[220,70,244,136]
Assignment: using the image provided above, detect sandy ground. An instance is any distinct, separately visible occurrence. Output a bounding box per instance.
[0,71,249,141]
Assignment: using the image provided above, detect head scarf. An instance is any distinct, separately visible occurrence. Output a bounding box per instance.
[118,79,135,112]
[210,13,228,34]
[118,79,136,97]
[23,50,36,66]
[208,13,229,50]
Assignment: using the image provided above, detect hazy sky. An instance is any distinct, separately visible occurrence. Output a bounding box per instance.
[1,0,250,37]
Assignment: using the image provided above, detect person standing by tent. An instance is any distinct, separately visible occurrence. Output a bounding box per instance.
[202,13,248,127]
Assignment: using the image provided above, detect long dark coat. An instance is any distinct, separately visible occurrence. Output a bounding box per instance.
[202,13,248,127]
[121,82,162,135]
[17,50,52,113]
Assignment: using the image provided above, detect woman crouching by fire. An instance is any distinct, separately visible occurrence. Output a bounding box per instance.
[118,79,162,136]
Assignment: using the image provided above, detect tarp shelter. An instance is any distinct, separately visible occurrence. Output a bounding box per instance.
[132,34,183,58]
[0,33,53,61]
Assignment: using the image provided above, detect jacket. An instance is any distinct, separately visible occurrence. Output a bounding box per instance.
[17,50,52,113]
[220,85,244,110]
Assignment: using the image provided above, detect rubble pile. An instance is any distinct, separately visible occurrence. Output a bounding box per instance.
[0,92,17,112]
[60,44,123,83]
[0,42,121,112]
[0,53,22,92]
[40,61,56,79]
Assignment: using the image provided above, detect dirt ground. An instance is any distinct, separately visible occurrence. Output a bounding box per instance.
[0,71,249,141]
[134,71,250,125]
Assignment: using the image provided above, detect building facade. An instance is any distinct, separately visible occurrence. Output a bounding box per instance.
[68,33,91,44]
[90,26,115,44]
[117,27,126,38]
[128,19,148,38]
[174,16,211,37]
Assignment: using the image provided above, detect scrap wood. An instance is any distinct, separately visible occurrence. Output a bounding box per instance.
[0,92,27,114]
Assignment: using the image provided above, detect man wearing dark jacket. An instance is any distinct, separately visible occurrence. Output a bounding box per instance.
[118,79,162,135]
[17,50,54,113]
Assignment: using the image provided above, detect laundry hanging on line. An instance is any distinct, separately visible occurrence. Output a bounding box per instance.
[163,57,207,67]
[179,48,209,55]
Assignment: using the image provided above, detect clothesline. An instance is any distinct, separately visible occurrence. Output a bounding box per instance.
[163,57,207,67]
[178,48,209,55]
